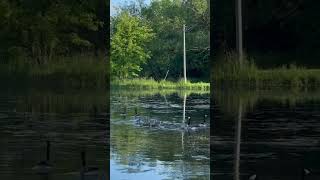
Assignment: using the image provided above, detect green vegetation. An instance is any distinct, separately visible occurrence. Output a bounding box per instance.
[0,0,108,60]
[112,88,209,98]
[212,53,320,88]
[112,78,209,91]
[212,1,320,67]
[111,0,209,86]
[211,1,320,88]
[0,0,108,87]
[111,12,154,79]
[0,54,108,88]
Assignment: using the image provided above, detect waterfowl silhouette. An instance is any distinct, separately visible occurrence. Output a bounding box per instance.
[189,116,209,130]
[32,141,52,174]
[182,117,197,131]
[140,116,150,127]
[158,121,181,130]
[134,107,138,116]
[301,168,311,180]
[248,174,257,180]
[149,118,161,127]
[80,150,99,179]
[199,114,208,127]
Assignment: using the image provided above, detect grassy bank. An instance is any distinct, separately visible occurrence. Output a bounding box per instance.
[0,55,108,88]
[111,78,210,91]
[212,54,320,89]
[112,89,209,98]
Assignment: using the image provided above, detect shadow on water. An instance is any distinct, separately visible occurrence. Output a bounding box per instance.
[211,87,320,180]
[111,90,210,179]
[0,86,109,180]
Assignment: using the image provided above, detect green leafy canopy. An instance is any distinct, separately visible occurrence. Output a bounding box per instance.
[111,11,154,79]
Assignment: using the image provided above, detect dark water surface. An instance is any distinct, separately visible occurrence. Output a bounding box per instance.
[0,87,108,180]
[110,91,210,180]
[211,88,320,180]
[3,85,320,180]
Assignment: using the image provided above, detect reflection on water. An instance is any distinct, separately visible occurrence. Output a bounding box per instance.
[111,91,210,179]
[0,87,108,180]
[212,88,320,180]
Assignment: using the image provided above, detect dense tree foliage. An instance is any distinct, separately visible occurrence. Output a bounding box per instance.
[111,0,209,81]
[111,12,154,79]
[211,0,320,68]
[0,0,108,64]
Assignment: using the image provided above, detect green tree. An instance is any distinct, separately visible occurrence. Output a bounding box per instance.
[111,11,154,79]
[140,0,209,80]
[0,0,105,64]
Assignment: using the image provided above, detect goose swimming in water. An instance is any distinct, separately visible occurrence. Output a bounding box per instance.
[181,117,197,131]
[248,174,257,180]
[139,116,151,127]
[32,141,52,174]
[199,114,208,127]
[301,168,311,180]
[183,116,209,131]
[158,121,182,130]
[134,107,139,116]
[149,118,161,127]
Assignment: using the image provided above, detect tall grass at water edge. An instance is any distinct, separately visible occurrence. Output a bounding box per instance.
[0,54,108,88]
[112,78,210,91]
[212,52,320,89]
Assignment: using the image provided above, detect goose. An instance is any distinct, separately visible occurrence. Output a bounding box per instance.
[182,117,197,131]
[134,107,138,116]
[199,114,208,127]
[301,168,311,180]
[149,118,161,127]
[159,122,181,130]
[139,116,150,127]
[32,141,52,174]
[248,174,257,180]
[80,150,99,178]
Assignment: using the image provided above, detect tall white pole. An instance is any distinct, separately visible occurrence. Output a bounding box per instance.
[183,24,187,83]
[236,0,243,66]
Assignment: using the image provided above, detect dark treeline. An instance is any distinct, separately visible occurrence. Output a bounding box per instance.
[0,0,108,64]
[212,0,320,68]
[0,0,109,88]
[111,0,209,81]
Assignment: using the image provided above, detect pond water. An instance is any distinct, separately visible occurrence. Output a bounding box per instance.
[0,87,108,180]
[211,88,320,180]
[110,91,210,180]
[3,85,320,180]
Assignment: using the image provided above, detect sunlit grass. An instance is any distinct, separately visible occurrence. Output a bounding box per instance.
[111,78,210,91]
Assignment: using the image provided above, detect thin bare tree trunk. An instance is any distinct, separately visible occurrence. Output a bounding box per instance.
[236,0,243,66]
